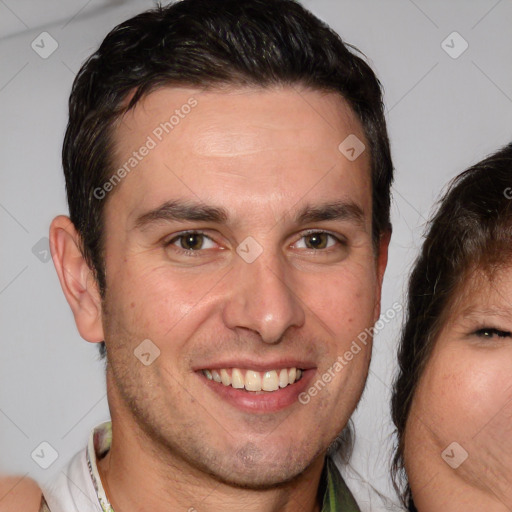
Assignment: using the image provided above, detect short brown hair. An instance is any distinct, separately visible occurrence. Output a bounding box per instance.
[62,0,393,358]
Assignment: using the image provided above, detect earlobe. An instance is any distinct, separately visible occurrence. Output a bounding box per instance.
[49,215,105,343]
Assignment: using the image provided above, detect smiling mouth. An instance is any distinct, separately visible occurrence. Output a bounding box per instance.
[201,367,303,392]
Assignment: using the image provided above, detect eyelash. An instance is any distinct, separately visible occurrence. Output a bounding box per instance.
[165,229,346,256]
[473,327,512,339]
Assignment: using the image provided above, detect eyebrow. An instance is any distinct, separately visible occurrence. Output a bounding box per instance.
[132,199,366,230]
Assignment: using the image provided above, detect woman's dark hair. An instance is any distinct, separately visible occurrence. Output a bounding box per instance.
[391,142,512,509]
[62,0,393,358]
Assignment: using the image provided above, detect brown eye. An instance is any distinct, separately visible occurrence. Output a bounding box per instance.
[305,232,329,249]
[179,233,204,250]
[166,231,216,253]
[294,231,343,250]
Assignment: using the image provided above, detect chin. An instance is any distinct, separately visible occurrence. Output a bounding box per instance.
[208,464,308,490]
[198,441,319,490]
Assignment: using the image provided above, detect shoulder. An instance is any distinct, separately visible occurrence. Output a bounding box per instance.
[0,476,42,512]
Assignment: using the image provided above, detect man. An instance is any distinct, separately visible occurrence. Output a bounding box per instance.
[40,0,392,510]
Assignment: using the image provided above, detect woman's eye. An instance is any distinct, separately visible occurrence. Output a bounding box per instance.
[167,232,216,252]
[474,327,512,339]
[294,232,342,250]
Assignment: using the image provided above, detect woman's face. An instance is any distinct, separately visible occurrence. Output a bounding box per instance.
[404,266,512,512]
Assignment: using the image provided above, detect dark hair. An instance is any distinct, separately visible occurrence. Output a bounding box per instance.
[62,0,393,358]
[391,142,512,508]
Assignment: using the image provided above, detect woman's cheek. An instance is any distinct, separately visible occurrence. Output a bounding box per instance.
[412,346,512,484]
[419,351,507,436]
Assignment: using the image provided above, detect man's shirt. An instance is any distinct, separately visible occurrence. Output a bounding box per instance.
[40,421,361,512]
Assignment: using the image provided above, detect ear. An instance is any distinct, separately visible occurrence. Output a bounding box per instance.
[49,215,104,343]
[373,227,391,322]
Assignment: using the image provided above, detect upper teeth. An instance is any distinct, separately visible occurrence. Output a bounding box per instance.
[202,368,303,392]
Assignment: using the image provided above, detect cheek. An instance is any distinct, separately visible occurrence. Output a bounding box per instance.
[300,268,375,388]
[411,349,512,447]
[309,264,377,335]
[408,348,512,499]
[103,262,205,353]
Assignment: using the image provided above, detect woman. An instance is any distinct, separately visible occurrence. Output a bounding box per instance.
[391,142,512,511]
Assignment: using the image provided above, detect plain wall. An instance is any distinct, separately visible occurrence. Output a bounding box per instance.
[1,0,511,510]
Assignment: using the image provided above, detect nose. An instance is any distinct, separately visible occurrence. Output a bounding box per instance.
[222,249,306,344]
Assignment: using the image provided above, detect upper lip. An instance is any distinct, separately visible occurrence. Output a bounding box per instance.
[193,359,316,372]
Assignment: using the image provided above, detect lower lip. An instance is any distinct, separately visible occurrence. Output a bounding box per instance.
[198,370,315,413]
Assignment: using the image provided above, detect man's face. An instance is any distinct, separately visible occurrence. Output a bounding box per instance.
[100,86,385,487]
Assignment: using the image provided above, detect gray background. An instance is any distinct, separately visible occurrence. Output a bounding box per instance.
[1,0,511,510]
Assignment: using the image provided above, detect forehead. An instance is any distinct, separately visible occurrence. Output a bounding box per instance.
[460,267,512,314]
[108,85,372,224]
[439,266,512,329]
